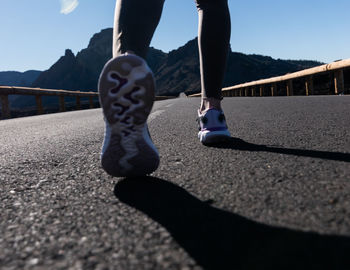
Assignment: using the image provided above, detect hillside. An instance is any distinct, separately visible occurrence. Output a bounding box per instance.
[9,28,322,109]
[0,70,42,107]
[0,70,41,87]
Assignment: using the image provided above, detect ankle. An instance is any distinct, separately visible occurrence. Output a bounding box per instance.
[200,97,222,113]
[113,50,136,58]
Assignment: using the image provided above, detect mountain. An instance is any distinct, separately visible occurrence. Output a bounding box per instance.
[10,28,322,109]
[32,28,322,96]
[0,70,41,87]
[32,28,168,93]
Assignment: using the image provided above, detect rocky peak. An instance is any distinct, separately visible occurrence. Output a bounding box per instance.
[65,49,75,58]
[86,28,113,56]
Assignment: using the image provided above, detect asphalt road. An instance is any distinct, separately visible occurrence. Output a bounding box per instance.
[1,96,350,270]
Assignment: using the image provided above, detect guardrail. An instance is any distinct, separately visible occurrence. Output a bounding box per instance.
[0,86,98,119]
[0,86,177,120]
[190,58,350,97]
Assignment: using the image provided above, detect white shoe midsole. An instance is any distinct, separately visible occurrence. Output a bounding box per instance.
[198,130,231,142]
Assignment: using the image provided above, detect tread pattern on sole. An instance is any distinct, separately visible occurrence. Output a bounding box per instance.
[98,55,159,177]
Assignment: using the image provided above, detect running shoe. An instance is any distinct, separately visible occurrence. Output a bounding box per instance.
[98,54,159,177]
[197,108,231,144]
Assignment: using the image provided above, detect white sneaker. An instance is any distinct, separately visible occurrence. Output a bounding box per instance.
[197,108,231,144]
[98,54,159,177]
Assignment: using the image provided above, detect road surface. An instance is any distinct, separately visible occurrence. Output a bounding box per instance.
[1,96,350,269]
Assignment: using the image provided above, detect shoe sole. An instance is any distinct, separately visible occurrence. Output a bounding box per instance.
[98,54,159,177]
[198,130,231,144]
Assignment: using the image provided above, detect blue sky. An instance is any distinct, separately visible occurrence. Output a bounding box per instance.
[0,0,349,72]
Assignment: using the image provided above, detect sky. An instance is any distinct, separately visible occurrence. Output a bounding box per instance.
[0,0,349,72]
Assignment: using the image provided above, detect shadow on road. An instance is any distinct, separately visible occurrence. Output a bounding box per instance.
[114,177,350,270]
[206,137,350,163]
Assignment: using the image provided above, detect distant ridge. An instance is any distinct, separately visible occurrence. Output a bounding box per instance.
[0,70,42,107]
[0,70,41,87]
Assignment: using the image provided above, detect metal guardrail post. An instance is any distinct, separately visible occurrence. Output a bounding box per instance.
[76,96,81,110]
[305,76,314,96]
[35,96,43,115]
[334,69,345,94]
[89,97,94,109]
[287,80,294,96]
[59,96,65,112]
[271,83,276,96]
[1,95,11,119]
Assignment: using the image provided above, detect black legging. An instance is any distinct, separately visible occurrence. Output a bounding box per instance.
[113,0,231,99]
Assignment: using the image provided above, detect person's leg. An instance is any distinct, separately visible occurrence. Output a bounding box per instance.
[113,0,165,59]
[195,0,231,113]
[195,0,231,144]
[98,0,164,177]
